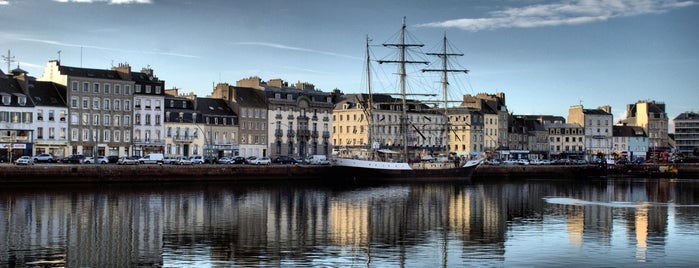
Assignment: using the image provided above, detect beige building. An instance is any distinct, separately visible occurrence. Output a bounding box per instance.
[545,123,585,159]
[446,107,483,157]
[460,92,508,150]
[568,105,613,160]
[620,100,669,152]
[333,93,447,159]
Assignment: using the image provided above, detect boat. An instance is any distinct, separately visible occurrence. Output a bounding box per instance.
[332,17,482,182]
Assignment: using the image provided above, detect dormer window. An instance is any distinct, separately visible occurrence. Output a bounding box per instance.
[18,95,26,106]
[1,94,9,105]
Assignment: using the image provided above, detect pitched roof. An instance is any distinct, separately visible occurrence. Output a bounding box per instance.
[674,112,699,121]
[196,98,237,117]
[613,125,646,137]
[232,86,267,107]
[29,81,67,107]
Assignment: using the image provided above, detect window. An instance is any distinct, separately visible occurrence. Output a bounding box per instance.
[37,127,43,139]
[71,97,78,108]
[125,100,130,111]
[104,84,110,94]
[135,114,141,125]
[1,94,9,105]
[93,83,100,93]
[103,130,110,142]
[71,129,78,141]
[124,115,130,126]
[124,85,131,95]
[135,99,141,109]
[155,100,161,110]
[114,100,121,110]
[48,110,55,121]
[82,82,89,92]
[155,86,161,94]
[135,84,142,93]
[93,114,99,126]
[155,114,161,126]
[145,114,151,125]
[82,98,89,109]
[72,81,78,92]
[37,109,44,121]
[93,98,100,110]
[18,96,26,106]
[103,99,110,110]
[115,84,121,94]
[114,131,120,142]
[145,85,151,93]
[113,115,120,126]
[104,115,110,126]
[182,101,186,108]
[146,99,151,109]
[71,114,79,125]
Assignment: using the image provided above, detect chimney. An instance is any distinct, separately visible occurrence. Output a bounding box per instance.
[598,105,612,114]
[112,63,131,80]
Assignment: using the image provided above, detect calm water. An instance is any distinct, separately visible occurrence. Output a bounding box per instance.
[1,178,699,267]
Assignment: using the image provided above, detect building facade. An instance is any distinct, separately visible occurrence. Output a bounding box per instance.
[620,100,669,156]
[127,65,166,157]
[568,105,613,161]
[212,79,268,158]
[262,79,333,159]
[544,123,585,160]
[673,112,699,157]
[0,69,35,161]
[39,61,134,157]
[612,125,648,161]
[29,80,69,157]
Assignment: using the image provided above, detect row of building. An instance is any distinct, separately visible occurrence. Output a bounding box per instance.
[1,60,697,162]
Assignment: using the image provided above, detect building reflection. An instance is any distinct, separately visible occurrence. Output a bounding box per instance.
[0,179,696,266]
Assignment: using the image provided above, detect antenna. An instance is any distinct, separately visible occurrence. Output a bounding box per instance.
[57,50,62,63]
[2,49,15,73]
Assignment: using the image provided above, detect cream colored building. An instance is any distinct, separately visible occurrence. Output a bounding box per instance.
[447,107,483,157]
[545,123,585,159]
[568,105,613,160]
[333,93,447,159]
[620,101,669,151]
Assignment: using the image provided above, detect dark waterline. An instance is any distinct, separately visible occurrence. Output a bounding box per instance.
[2,178,699,267]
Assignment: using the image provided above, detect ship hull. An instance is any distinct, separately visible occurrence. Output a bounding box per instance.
[331,158,481,182]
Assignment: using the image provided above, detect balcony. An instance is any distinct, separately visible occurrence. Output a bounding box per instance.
[275,129,283,138]
[275,114,282,119]
[298,129,310,137]
[172,135,194,142]
[322,131,330,138]
[287,130,295,138]
[311,130,319,138]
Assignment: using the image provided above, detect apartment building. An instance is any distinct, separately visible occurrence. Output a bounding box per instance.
[460,92,509,150]
[568,105,613,161]
[163,95,199,157]
[446,106,482,157]
[673,112,699,157]
[0,68,35,160]
[211,79,267,158]
[39,61,134,157]
[261,79,333,159]
[29,80,69,157]
[334,93,447,159]
[122,65,166,156]
[620,100,669,153]
[612,125,648,161]
[545,123,585,160]
[194,97,238,159]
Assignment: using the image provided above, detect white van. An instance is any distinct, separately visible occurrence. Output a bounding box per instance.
[309,155,330,165]
[138,153,164,164]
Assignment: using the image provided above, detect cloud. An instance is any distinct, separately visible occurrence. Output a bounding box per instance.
[417,0,697,31]
[53,0,152,4]
[232,42,361,60]
[0,1,9,5]
[11,36,199,58]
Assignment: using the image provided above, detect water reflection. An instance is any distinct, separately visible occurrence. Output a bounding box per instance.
[1,178,698,267]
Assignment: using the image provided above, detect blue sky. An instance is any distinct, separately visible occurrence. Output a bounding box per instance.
[1,0,697,128]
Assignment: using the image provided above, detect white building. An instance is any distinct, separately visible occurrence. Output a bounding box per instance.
[568,105,614,161]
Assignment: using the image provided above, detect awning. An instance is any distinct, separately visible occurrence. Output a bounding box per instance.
[378,149,399,154]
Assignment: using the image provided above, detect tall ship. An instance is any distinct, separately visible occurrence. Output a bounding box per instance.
[332,17,482,182]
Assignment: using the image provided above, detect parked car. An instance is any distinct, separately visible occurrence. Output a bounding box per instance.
[107,155,119,164]
[96,156,109,164]
[245,156,257,164]
[249,157,271,165]
[0,155,19,163]
[174,156,193,165]
[117,156,139,165]
[273,156,298,164]
[33,153,56,163]
[82,157,95,164]
[15,156,34,165]
[163,156,177,165]
[231,156,247,164]
[217,157,233,164]
[61,154,85,164]
[190,155,205,164]
[502,159,518,165]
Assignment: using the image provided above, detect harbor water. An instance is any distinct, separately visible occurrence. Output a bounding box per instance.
[1,177,698,267]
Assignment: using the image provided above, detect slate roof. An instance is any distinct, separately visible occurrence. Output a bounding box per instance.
[29,81,67,107]
[196,98,236,117]
[613,125,646,137]
[233,86,267,108]
[58,65,124,80]
[0,74,33,107]
[674,112,699,121]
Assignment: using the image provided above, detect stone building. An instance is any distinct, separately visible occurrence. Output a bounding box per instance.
[545,123,585,160]
[38,61,136,157]
[567,105,613,161]
[0,68,36,160]
[612,125,648,161]
[619,100,669,157]
[212,79,268,158]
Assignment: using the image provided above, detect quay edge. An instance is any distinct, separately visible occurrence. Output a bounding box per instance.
[1,164,698,184]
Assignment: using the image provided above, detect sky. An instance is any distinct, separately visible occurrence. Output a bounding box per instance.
[1,0,697,129]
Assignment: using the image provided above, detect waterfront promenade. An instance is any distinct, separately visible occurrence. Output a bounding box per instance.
[1,163,697,183]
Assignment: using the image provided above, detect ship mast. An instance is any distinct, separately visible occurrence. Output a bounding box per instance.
[378,17,428,161]
[365,35,375,159]
[423,33,469,153]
